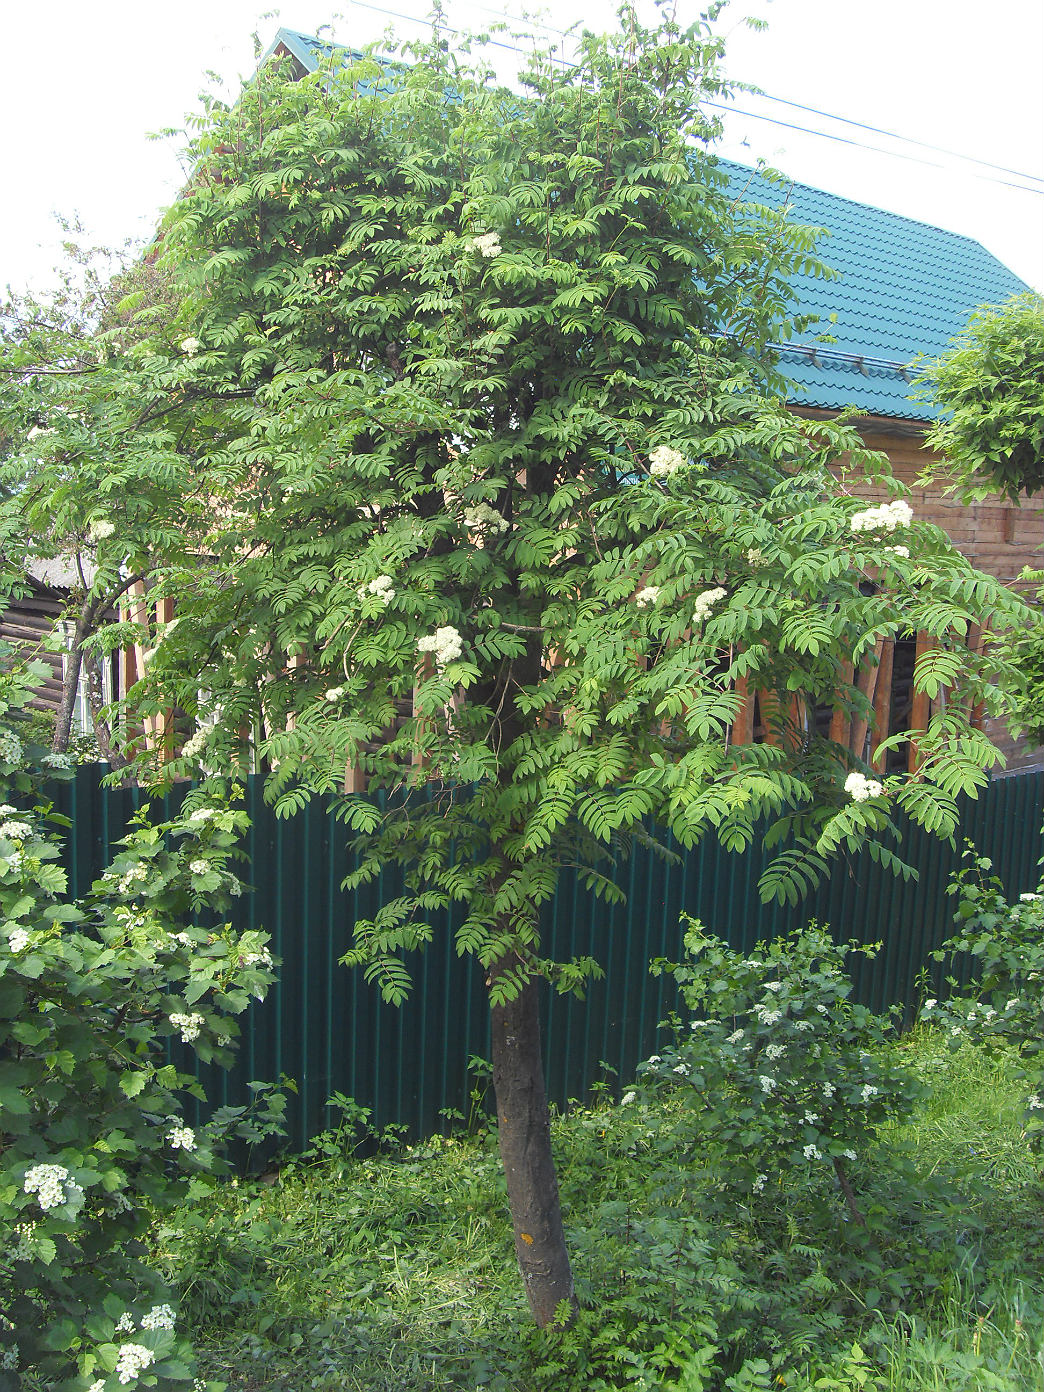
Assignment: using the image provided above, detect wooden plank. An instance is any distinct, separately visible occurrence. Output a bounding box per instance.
[829,660,854,749]
[849,640,884,761]
[908,631,932,773]
[871,637,895,770]
[731,674,755,746]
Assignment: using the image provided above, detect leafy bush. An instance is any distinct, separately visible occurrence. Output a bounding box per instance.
[920,848,1044,1152]
[641,919,924,1221]
[0,646,282,1390]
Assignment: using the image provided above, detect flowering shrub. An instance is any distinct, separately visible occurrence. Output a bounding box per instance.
[920,848,1044,1150]
[0,646,280,1388]
[642,919,924,1220]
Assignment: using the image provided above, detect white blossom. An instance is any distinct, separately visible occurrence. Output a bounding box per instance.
[759,1075,777,1093]
[886,544,910,558]
[1019,892,1042,903]
[691,586,727,624]
[1027,1095,1043,1110]
[634,585,660,608]
[0,732,23,765]
[324,686,346,703]
[169,1012,205,1043]
[843,1148,857,1161]
[726,1029,744,1043]
[189,859,209,876]
[88,518,116,542]
[752,1173,767,1192]
[803,1143,823,1160]
[27,425,53,441]
[746,547,766,567]
[181,729,208,759]
[648,444,686,478]
[116,1343,156,1384]
[0,821,31,840]
[849,499,914,534]
[418,625,464,668]
[764,981,783,993]
[844,771,884,802]
[89,1382,106,1392]
[860,1084,878,1102]
[189,808,218,823]
[23,1163,81,1210]
[242,947,273,967]
[359,574,397,603]
[468,231,502,258]
[42,751,72,769]
[803,1111,820,1125]
[140,1303,176,1331]
[764,1043,785,1060]
[8,929,30,953]
[462,502,508,536]
[1005,998,1020,1012]
[620,1091,636,1106]
[672,1062,690,1075]
[922,998,937,1012]
[821,1081,836,1098]
[180,337,201,357]
[167,1126,197,1151]
[115,1313,136,1333]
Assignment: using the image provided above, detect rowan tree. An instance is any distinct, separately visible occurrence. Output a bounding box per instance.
[4,12,1025,1327]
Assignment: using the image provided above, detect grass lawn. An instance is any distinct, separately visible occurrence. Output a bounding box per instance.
[159,1033,1043,1391]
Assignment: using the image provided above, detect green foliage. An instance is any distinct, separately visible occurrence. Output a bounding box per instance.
[918,846,1044,1150]
[0,641,281,1389]
[643,920,925,1218]
[159,1030,1042,1391]
[919,292,1044,501]
[1,14,1026,982]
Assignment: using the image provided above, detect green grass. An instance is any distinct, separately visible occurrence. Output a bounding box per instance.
[160,1033,1044,1391]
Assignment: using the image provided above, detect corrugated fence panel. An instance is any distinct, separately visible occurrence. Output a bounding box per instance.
[49,768,1044,1151]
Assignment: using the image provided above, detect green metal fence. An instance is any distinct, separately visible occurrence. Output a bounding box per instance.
[51,768,1044,1151]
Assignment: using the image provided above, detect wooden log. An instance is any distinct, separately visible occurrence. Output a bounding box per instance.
[829,661,855,749]
[849,640,884,762]
[871,637,895,770]
[731,674,755,746]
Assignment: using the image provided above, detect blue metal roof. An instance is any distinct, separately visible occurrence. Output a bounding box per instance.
[715,159,1029,421]
[265,31,1029,424]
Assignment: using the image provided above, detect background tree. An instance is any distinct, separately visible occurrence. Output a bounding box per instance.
[918,291,1044,501]
[5,11,1025,1328]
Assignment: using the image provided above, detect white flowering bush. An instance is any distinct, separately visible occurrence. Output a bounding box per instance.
[0,647,280,1387]
[920,848,1044,1152]
[642,919,924,1222]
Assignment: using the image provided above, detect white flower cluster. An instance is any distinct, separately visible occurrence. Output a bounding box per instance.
[1,1347,17,1372]
[167,1126,197,1151]
[803,1143,823,1161]
[359,574,396,603]
[0,732,23,765]
[672,1061,690,1075]
[171,931,194,948]
[821,1081,835,1098]
[726,1028,744,1044]
[13,1222,38,1262]
[42,751,72,769]
[418,625,464,667]
[170,1012,205,1043]
[1020,892,1042,903]
[764,1043,785,1059]
[23,1163,81,1210]
[325,686,346,703]
[118,863,149,895]
[634,585,660,608]
[115,1313,136,1333]
[242,947,273,968]
[180,337,201,357]
[116,1343,156,1384]
[648,444,686,478]
[1028,1094,1043,1110]
[620,1090,636,1106]
[189,859,209,876]
[140,1303,176,1331]
[759,1075,777,1093]
[88,518,116,542]
[886,545,910,559]
[189,807,218,823]
[860,1084,878,1102]
[8,928,30,953]
[468,231,502,258]
[753,1004,782,1025]
[462,502,508,535]
[691,587,726,624]
[0,820,31,840]
[849,499,914,534]
[844,771,884,802]
[181,729,208,759]
[27,425,54,441]
[752,1173,767,1193]
[746,547,766,568]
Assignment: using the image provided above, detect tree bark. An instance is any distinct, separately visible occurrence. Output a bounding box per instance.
[52,608,91,753]
[489,957,577,1328]
[82,648,130,772]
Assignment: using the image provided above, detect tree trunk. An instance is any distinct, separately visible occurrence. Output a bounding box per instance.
[489,959,577,1328]
[52,608,90,753]
[82,648,130,772]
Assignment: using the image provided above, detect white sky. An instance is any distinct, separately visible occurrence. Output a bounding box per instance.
[3,0,1042,301]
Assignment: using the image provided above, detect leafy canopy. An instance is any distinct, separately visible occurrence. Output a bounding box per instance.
[4,14,1027,1000]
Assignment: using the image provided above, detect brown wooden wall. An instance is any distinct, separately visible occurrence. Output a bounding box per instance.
[842,413,1042,775]
[0,584,65,714]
